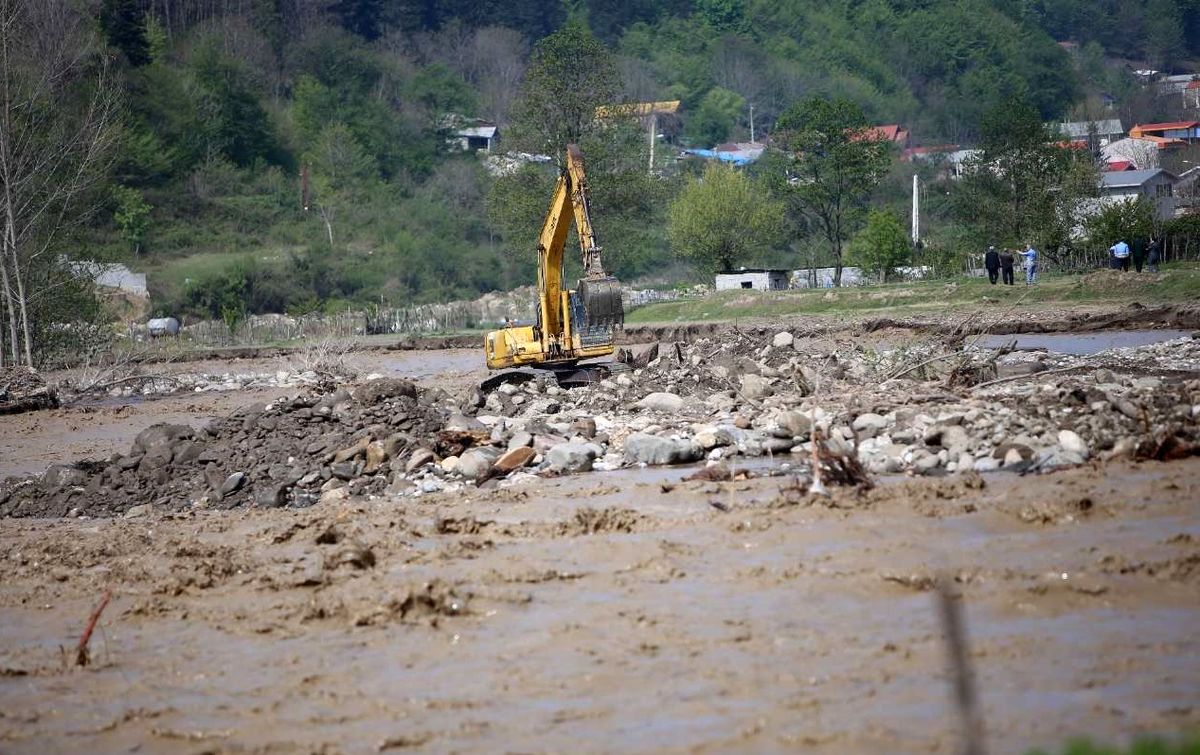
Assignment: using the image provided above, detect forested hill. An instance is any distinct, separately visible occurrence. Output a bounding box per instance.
[60,0,1200,320]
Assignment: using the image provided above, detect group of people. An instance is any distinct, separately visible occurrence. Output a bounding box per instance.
[1107,237,1162,273]
[984,244,1038,286]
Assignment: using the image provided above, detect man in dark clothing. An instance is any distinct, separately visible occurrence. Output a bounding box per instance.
[984,245,1000,284]
[999,248,1015,285]
[1147,236,1162,272]
[1132,238,1146,273]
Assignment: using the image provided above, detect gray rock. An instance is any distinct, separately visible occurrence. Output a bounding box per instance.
[123,503,153,519]
[545,442,598,473]
[352,378,417,405]
[739,374,772,401]
[1057,429,1089,460]
[623,433,704,466]
[775,410,813,438]
[445,413,486,432]
[508,431,534,450]
[772,331,794,348]
[330,461,360,480]
[132,423,195,458]
[405,448,436,472]
[40,464,87,490]
[638,392,684,413]
[457,447,501,479]
[219,472,246,497]
[851,413,888,438]
[255,484,288,508]
[1092,368,1116,384]
[570,417,597,438]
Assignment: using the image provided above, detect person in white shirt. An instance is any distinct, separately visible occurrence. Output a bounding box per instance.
[1109,239,1131,272]
[1018,244,1038,285]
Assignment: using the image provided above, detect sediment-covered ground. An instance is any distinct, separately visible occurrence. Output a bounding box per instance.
[0,305,1197,753]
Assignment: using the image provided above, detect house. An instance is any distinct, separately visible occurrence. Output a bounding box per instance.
[1101,136,1184,170]
[715,268,790,291]
[1129,121,1200,143]
[449,121,499,152]
[1186,80,1200,110]
[1098,169,1178,219]
[1053,118,1125,146]
[861,124,910,148]
[1104,160,1136,172]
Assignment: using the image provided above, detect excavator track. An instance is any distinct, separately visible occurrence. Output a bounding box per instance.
[480,361,630,392]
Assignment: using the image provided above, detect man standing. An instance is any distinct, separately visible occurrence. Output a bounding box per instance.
[999,248,1015,285]
[1147,236,1163,273]
[1109,239,1131,271]
[984,245,1000,284]
[1019,243,1038,285]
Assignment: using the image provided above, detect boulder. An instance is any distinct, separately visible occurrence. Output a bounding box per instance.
[739,374,773,401]
[363,441,389,474]
[775,410,813,439]
[623,433,704,466]
[493,446,536,473]
[851,413,888,438]
[352,378,418,405]
[41,464,87,490]
[772,331,794,348]
[444,413,487,432]
[570,417,598,439]
[405,448,436,472]
[545,442,598,473]
[132,423,194,460]
[1057,429,1089,460]
[637,392,684,413]
[458,447,501,479]
[508,431,534,449]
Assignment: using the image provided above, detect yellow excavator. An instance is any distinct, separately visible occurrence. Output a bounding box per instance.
[484,144,623,385]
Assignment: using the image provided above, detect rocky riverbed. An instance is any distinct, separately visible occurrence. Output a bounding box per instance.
[3,325,1198,519]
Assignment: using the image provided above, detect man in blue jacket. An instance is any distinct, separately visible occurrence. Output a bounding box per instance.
[1109,239,1131,271]
[1019,243,1038,285]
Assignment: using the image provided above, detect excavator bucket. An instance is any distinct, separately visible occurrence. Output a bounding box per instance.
[578,276,624,331]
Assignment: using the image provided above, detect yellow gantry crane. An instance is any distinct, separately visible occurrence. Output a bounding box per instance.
[484,145,623,381]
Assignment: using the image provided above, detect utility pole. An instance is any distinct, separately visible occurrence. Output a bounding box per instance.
[749,104,755,143]
[648,111,657,175]
[911,174,920,244]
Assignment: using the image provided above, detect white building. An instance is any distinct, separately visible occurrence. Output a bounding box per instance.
[1054,118,1125,146]
[448,123,499,152]
[1098,169,1178,220]
[791,267,865,288]
[715,268,790,291]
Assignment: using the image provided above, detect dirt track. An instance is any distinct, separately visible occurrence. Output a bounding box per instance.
[0,459,1196,753]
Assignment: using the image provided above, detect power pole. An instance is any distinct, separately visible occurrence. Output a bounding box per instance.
[911,174,920,244]
[749,104,755,143]
[648,111,657,175]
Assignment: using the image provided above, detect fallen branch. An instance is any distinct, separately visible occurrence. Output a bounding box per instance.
[971,365,1081,390]
[75,590,113,667]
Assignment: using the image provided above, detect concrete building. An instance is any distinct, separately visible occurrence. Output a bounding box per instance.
[715,268,790,291]
[449,122,499,152]
[1098,169,1178,220]
[1054,118,1125,146]
[791,267,865,288]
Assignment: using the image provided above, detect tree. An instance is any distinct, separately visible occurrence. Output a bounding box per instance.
[952,97,1099,266]
[100,0,150,67]
[112,185,151,257]
[668,162,783,272]
[0,0,119,367]
[848,209,910,283]
[684,87,745,146]
[508,21,622,155]
[773,96,891,286]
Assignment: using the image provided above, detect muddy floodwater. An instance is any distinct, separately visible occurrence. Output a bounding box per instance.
[975,330,1194,355]
[1,459,1198,753]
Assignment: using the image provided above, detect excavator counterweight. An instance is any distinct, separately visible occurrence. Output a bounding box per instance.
[484,145,624,380]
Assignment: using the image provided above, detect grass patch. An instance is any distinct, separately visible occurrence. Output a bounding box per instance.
[626,265,1200,324]
[1027,735,1200,755]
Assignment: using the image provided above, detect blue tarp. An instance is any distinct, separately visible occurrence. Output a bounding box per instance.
[683,148,758,166]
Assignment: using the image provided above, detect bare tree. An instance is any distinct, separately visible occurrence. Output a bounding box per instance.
[0,0,119,366]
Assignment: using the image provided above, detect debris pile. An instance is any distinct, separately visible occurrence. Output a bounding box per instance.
[2,328,1199,518]
[0,367,58,415]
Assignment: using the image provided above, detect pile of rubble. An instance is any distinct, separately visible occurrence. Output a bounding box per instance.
[3,328,1199,519]
[0,367,58,415]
